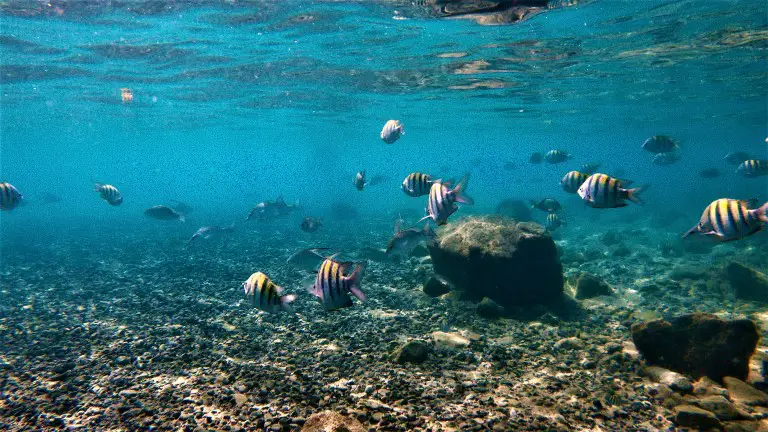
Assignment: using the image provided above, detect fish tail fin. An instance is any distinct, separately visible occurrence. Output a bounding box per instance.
[626,184,649,205]
[281,294,297,312]
[179,214,186,223]
[681,225,699,239]
[452,173,474,205]
[347,262,366,301]
[757,202,768,223]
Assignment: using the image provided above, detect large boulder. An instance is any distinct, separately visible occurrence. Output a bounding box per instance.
[427,216,563,307]
[494,199,533,222]
[575,273,614,299]
[631,313,759,383]
[303,411,365,432]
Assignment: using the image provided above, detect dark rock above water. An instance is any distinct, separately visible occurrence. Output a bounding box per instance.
[631,313,759,383]
[427,216,563,307]
[725,262,768,303]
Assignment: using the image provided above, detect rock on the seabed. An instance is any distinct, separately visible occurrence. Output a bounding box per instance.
[574,273,614,299]
[631,313,759,382]
[423,276,452,297]
[494,199,533,222]
[725,262,768,303]
[691,395,740,420]
[427,216,563,307]
[394,340,429,364]
[673,405,722,430]
[643,365,693,393]
[723,377,768,407]
[476,297,505,319]
[302,411,366,432]
[431,331,470,350]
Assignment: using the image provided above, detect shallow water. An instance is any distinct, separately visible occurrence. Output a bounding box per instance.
[1,1,768,431]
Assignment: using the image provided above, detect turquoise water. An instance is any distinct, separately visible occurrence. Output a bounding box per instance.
[1,1,768,431]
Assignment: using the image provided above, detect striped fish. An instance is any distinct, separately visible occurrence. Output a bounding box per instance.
[683,199,768,242]
[243,272,296,313]
[421,174,474,226]
[94,183,123,206]
[560,171,588,194]
[736,159,768,177]
[544,150,571,164]
[402,172,435,197]
[0,182,23,211]
[354,171,366,191]
[380,120,404,144]
[308,258,366,311]
[577,173,645,208]
[545,213,564,231]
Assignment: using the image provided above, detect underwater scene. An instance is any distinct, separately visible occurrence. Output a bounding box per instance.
[1,0,768,431]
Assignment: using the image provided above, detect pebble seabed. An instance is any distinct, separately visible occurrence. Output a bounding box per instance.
[0,217,766,431]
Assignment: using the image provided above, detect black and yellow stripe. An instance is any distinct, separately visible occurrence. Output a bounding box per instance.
[402,172,433,197]
[560,171,588,194]
[705,199,760,240]
[0,182,22,211]
[737,159,768,177]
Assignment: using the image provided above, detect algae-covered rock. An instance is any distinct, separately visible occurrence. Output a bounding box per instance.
[423,276,452,297]
[431,331,470,349]
[575,273,614,299]
[427,216,563,307]
[631,313,759,382]
[476,297,505,319]
[303,411,365,432]
[494,199,533,222]
[673,405,722,430]
[394,340,429,364]
[725,262,768,303]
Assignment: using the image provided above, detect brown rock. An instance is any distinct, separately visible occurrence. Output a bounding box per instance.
[724,377,768,407]
[692,395,741,420]
[725,262,768,303]
[631,313,760,382]
[674,404,723,430]
[302,411,365,432]
[722,420,768,432]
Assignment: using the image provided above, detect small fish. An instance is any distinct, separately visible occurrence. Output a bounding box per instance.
[560,171,588,194]
[580,162,601,175]
[736,159,768,177]
[642,135,679,154]
[545,213,564,231]
[545,150,571,164]
[386,221,435,256]
[402,172,436,197]
[529,152,543,164]
[94,183,123,206]
[301,216,323,233]
[247,195,299,221]
[243,272,296,313]
[120,87,133,104]
[308,258,366,311]
[354,171,366,191]
[287,247,331,272]
[530,198,561,213]
[187,224,234,245]
[699,168,721,179]
[652,152,680,166]
[503,161,517,171]
[0,182,23,211]
[578,173,646,208]
[683,199,768,242]
[421,174,474,226]
[380,120,404,144]
[724,151,751,165]
[145,205,185,222]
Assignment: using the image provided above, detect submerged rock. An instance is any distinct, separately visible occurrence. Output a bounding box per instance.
[427,216,563,307]
[494,199,533,222]
[394,340,430,364]
[631,313,759,382]
[723,377,768,407]
[691,395,740,420]
[476,297,505,319]
[423,276,452,297]
[575,273,614,299]
[431,331,470,350]
[673,405,722,430]
[725,262,768,303]
[303,411,365,432]
[643,365,693,393]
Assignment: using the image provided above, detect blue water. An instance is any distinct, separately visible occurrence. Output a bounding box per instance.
[1,1,767,430]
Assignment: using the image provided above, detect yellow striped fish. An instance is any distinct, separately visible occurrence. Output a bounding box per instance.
[736,159,768,177]
[560,171,588,194]
[577,173,645,208]
[308,258,366,311]
[402,172,436,197]
[545,213,564,231]
[243,272,296,313]
[683,199,768,242]
[94,183,123,206]
[421,174,473,226]
[0,182,23,211]
[380,120,404,144]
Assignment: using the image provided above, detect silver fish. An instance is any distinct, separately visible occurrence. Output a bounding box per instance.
[187,224,234,245]
[0,182,23,211]
[354,171,366,191]
[386,221,435,256]
[94,183,123,206]
[642,135,678,154]
[380,120,404,144]
[287,247,332,272]
[652,152,680,166]
[724,151,750,165]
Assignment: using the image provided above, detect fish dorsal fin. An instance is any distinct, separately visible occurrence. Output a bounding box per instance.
[308,247,331,254]
[327,252,342,261]
[339,261,355,275]
[394,219,402,235]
